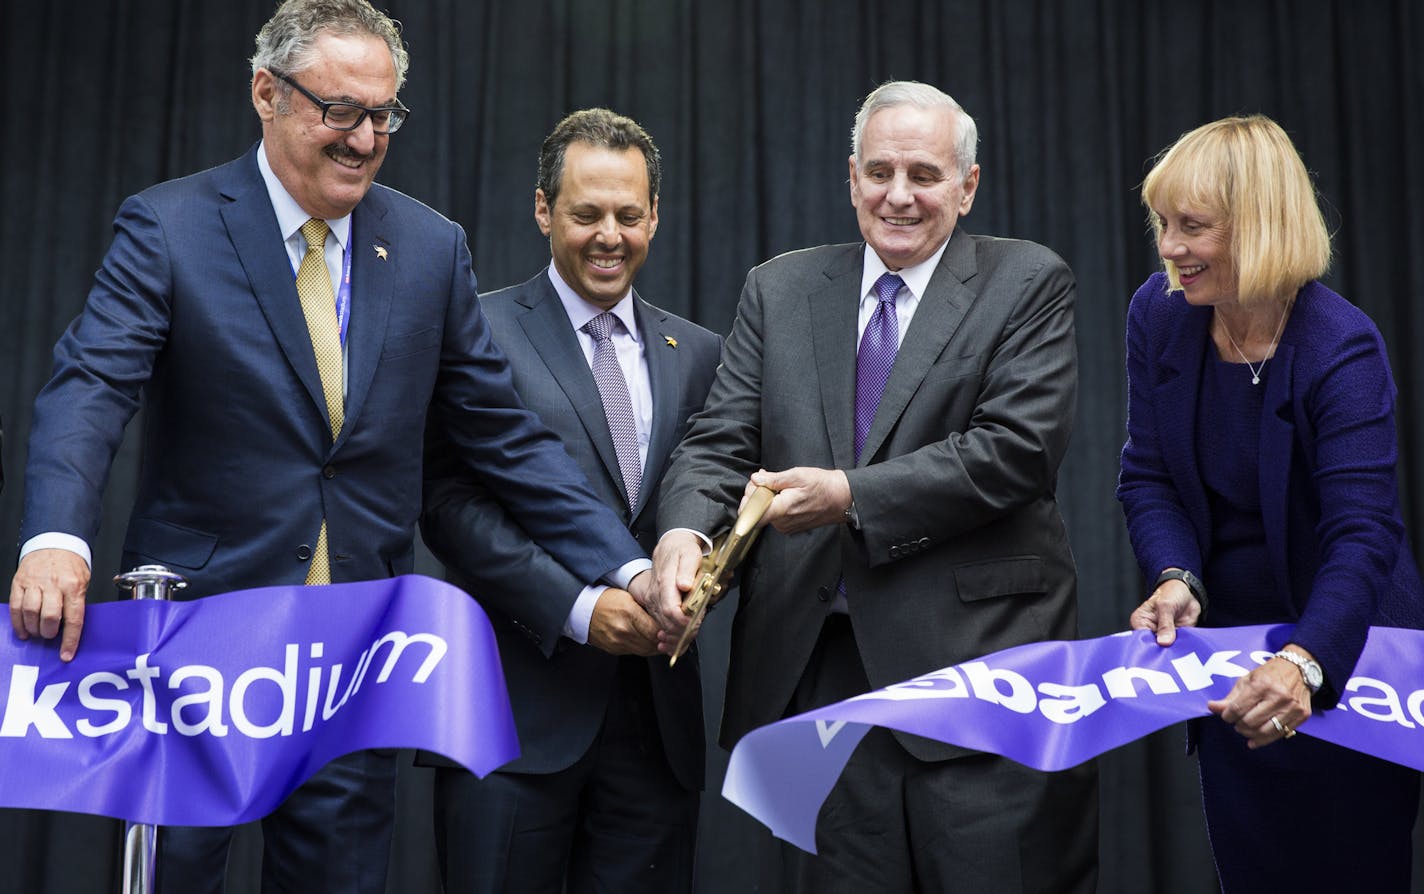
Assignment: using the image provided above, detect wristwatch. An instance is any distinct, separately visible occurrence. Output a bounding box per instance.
[1274,649,1324,693]
[1153,568,1209,616]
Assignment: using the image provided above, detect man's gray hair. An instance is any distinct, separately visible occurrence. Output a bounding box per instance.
[251,0,409,90]
[851,81,978,178]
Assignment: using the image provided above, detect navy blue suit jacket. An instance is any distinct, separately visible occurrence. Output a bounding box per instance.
[421,272,720,788]
[1118,273,1424,703]
[20,146,643,602]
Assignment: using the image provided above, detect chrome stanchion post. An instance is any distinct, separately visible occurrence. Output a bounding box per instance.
[115,565,187,894]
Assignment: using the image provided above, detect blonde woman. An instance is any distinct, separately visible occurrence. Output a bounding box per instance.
[1118,115,1423,891]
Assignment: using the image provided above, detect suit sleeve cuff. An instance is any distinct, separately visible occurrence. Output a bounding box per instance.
[20,533,92,569]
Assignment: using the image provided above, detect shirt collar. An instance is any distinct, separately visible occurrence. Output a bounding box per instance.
[257,140,351,252]
[859,235,952,301]
[547,263,640,342]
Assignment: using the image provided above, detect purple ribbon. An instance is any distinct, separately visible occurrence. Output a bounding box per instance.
[0,575,517,826]
[723,625,1424,853]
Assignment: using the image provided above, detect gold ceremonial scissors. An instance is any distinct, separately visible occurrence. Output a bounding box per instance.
[668,485,777,666]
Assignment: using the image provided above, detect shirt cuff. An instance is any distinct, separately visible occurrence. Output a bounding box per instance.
[561,584,607,644]
[20,533,92,569]
[605,557,652,590]
[564,558,656,643]
[667,527,714,555]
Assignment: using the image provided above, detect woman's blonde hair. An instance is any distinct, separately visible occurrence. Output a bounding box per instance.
[1142,115,1330,306]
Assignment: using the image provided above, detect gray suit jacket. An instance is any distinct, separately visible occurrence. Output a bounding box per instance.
[421,271,721,787]
[658,229,1080,762]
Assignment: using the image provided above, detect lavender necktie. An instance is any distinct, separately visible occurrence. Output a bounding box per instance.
[582,312,641,510]
[854,273,904,461]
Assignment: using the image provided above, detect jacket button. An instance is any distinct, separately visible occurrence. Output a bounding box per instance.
[296,544,312,561]
[816,586,831,602]
[323,465,337,479]
[918,537,930,548]
[890,545,902,559]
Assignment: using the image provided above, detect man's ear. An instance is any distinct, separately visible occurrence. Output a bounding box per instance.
[252,68,279,123]
[958,164,981,216]
[534,189,553,236]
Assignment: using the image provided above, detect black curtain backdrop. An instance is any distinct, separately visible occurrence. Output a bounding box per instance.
[3,1,1423,891]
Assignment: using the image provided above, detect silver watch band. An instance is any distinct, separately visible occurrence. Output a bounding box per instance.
[1273,649,1322,692]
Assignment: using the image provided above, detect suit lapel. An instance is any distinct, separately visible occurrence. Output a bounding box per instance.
[857,230,976,466]
[810,246,863,471]
[340,194,395,450]
[218,150,330,431]
[516,279,628,504]
[636,294,677,519]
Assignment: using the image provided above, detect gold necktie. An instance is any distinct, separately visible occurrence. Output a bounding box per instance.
[296,218,343,585]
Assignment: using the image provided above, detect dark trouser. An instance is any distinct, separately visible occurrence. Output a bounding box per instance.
[155,749,396,894]
[766,613,1100,894]
[1197,716,1419,892]
[434,657,698,894]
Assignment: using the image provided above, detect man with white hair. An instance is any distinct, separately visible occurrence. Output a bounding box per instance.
[646,81,1099,892]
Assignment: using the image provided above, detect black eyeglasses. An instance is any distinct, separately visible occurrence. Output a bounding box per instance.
[272,70,411,135]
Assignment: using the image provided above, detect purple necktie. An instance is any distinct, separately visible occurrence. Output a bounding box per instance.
[582,312,641,510]
[854,273,904,461]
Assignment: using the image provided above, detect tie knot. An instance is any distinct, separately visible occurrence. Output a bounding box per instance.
[300,218,331,251]
[874,273,905,305]
[582,312,617,342]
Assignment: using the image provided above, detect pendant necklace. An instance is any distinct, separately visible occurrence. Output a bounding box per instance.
[1218,306,1289,385]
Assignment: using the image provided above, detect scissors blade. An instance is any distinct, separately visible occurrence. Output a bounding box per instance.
[669,598,708,667]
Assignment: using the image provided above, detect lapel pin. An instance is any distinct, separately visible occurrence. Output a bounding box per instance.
[664,335,678,348]
[374,245,388,261]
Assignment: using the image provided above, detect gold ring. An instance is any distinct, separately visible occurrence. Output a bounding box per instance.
[1269,716,1284,735]
[1282,724,1296,739]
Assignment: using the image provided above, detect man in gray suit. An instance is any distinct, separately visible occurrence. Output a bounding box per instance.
[420,108,721,893]
[647,82,1098,892]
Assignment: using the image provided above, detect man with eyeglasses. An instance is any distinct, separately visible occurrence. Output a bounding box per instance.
[10,1,653,891]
